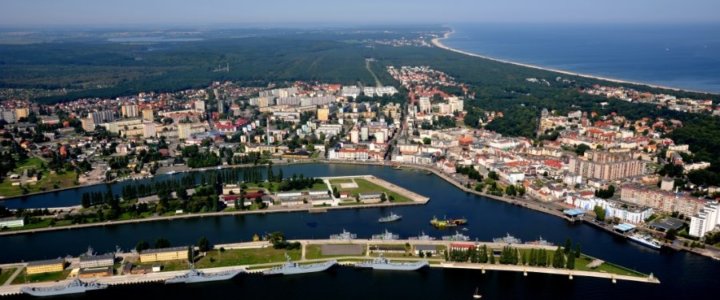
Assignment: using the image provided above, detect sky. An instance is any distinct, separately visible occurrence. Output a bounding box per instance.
[1,0,718,27]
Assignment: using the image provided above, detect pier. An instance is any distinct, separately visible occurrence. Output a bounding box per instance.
[0,237,658,296]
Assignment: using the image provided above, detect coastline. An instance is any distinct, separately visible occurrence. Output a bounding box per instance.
[431,29,715,95]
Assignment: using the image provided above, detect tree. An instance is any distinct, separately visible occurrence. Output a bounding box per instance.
[564,239,572,254]
[197,236,211,252]
[566,250,576,269]
[489,252,495,264]
[505,185,517,196]
[665,229,677,241]
[488,171,499,180]
[575,144,591,156]
[154,238,171,249]
[135,240,150,253]
[423,137,431,145]
[552,247,565,268]
[593,205,606,221]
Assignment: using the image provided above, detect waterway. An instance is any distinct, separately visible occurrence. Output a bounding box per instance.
[2,164,719,299]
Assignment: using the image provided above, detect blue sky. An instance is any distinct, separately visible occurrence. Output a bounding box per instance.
[1,0,718,27]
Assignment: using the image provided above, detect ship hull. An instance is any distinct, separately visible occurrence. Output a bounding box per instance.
[22,286,105,297]
[165,270,242,284]
[628,236,662,250]
[356,262,428,271]
[263,261,337,276]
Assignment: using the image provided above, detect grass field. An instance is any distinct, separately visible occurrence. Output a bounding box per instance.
[330,178,411,203]
[11,269,70,285]
[245,182,328,193]
[0,267,17,285]
[195,248,301,268]
[574,255,647,277]
[0,158,78,197]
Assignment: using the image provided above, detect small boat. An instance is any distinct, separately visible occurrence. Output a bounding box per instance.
[378,212,402,223]
[430,216,468,229]
[473,287,482,299]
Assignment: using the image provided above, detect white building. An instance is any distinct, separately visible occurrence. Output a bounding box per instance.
[689,201,719,238]
[565,197,653,224]
[0,217,24,228]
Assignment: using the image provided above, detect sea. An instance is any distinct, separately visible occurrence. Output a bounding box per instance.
[2,164,720,300]
[443,23,720,93]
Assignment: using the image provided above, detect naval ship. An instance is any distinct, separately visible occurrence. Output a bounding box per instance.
[371,229,400,240]
[355,256,428,271]
[263,255,337,276]
[165,268,243,284]
[21,279,108,297]
[493,233,522,244]
[378,212,402,223]
[441,231,470,241]
[409,231,436,241]
[329,229,357,240]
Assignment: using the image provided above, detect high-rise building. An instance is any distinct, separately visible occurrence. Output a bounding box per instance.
[143,122,156,138]
[90,110,115,124]
[81,117,95,132]
[15,107,29,120]
[317,107,329,121]
[194,100,206,112]
[142,109,154,121]
[0,109,15,123]
[121,104,139,118]
[568,151,647,181]
[689,201,719,238]
[217,99,225,114]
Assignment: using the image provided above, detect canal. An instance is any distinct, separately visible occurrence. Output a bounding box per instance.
[2,164,719,299]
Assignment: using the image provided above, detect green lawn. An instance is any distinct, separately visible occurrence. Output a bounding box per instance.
[0,267,17,285]
[574,255,647,277]
[0,158,79,197]
[246,182,328,193]
[331,178,411,203]
[194,247,301,268]
[11,269,70,285]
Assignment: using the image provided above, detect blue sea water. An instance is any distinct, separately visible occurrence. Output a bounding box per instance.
[443,23,720,93]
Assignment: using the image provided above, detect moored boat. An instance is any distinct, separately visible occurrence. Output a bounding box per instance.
[378,212,402,223]
[371,229,400,240]
[355,256,428,271]
[409,231,436,241]
[493,233,522,244]
[165,268,243,284]
[628,233,662,250]
[21,279,107,297]
[329,229,357,240]
[442,231,470,241]
[263,255,337,276]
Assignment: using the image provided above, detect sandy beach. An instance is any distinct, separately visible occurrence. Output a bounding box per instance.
[431,29,709,94]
